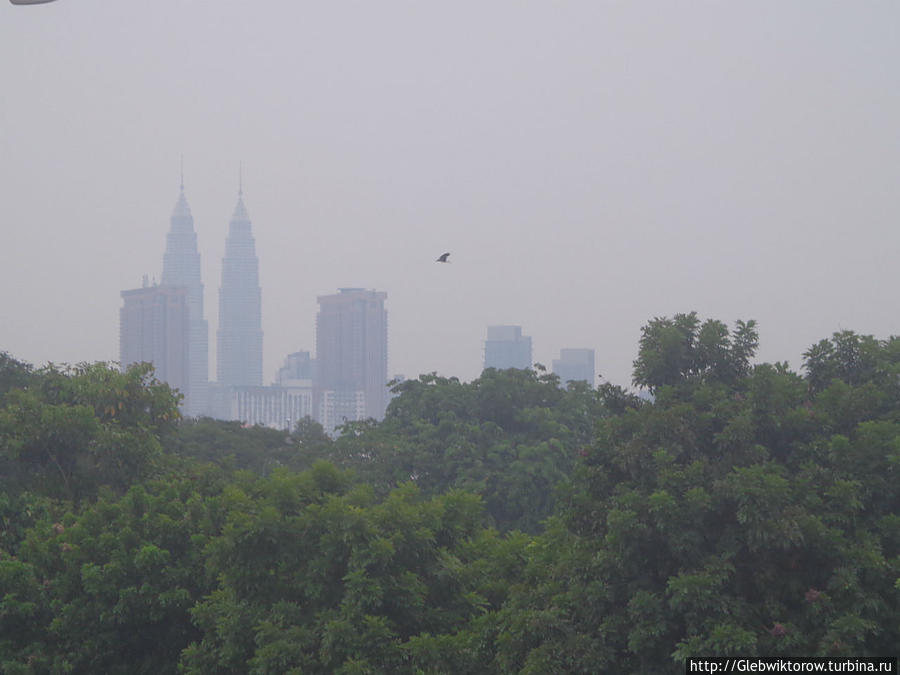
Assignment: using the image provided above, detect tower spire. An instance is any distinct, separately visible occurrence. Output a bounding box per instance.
[218,161,262,389]
[162,160,209,417]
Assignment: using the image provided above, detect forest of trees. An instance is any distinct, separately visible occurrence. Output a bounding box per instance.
[1,314,898,673]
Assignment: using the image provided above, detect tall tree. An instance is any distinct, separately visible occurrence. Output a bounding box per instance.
[633,313,759,392]
[0,362,179,501]
[494,317,899,671]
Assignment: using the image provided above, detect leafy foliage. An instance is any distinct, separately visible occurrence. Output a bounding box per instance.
[633,312,759,392]
[2,478,216,673]
[0,362,179,502]
[499,317,899,670]
[181,467,529,673]
[0,352,35,399]
[1,315,898,671]
[329,368,624,532]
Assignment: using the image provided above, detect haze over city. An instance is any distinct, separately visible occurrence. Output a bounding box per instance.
[3,1,899,388]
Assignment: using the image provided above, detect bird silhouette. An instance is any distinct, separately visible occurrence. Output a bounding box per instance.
[436,252,450,263]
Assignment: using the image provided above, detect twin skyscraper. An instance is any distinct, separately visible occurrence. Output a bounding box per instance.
[119,175,388,429]
[120,177,261,417]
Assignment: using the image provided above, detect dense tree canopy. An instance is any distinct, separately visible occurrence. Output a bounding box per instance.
[330,367,622,532]
[0,361,179,502]
[0,318,898,671]
[488,326,899,671]
[632,313,759,392]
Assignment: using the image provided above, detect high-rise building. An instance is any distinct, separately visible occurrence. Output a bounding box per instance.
[227,351,315,431]
[317,389,367,433]
[484,325,532,370]
[552,348,595,388]
[119,282,189,402]
[315,288,388,428]
[231,385,314,431]
[217,183,263,388]
[160,180,208,416]
[276,350,315,386]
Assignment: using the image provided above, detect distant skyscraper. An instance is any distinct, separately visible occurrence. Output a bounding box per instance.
[552,348,595,387]
[484,325,532,370]
[119,282,189,402]
[217,182,263,388]
[231,385,314,431]
[227,351,315,431]
[318,390,367,433]
[276,351,315,385]
[315,288,388,427]
[161,180,208,416]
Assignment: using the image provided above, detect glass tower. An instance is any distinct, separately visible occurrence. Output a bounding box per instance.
[216,185,263,387]
[161,180,209,416]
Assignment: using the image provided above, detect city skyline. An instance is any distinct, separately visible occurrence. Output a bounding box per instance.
[4,3,900,390]
[123,179,610,402]
[121,182,611,430]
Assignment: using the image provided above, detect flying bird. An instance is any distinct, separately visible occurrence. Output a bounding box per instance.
[436,252,450,263]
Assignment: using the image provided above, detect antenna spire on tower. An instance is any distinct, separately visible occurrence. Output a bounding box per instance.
[180,155,185,193]
[239,160,243,198]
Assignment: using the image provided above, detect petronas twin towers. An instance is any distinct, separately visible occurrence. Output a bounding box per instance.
[158,181,209,416]
[216,185,263,390]
[122,171,390,428]
[120,175,262,416]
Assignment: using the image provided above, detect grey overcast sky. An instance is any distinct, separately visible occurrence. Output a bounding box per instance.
[2,1,898,389]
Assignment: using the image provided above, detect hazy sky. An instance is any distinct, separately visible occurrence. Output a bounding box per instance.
[2,1,899,389]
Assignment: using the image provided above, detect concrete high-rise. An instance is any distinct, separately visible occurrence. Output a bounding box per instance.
[315,288,388,427]
[216,184,263,388]
[276,351,315,386]
[552,348,595,387]
[228,351,315,431]
[119,282,189,401]
[161,180,208,416]
[484,325,532,370]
